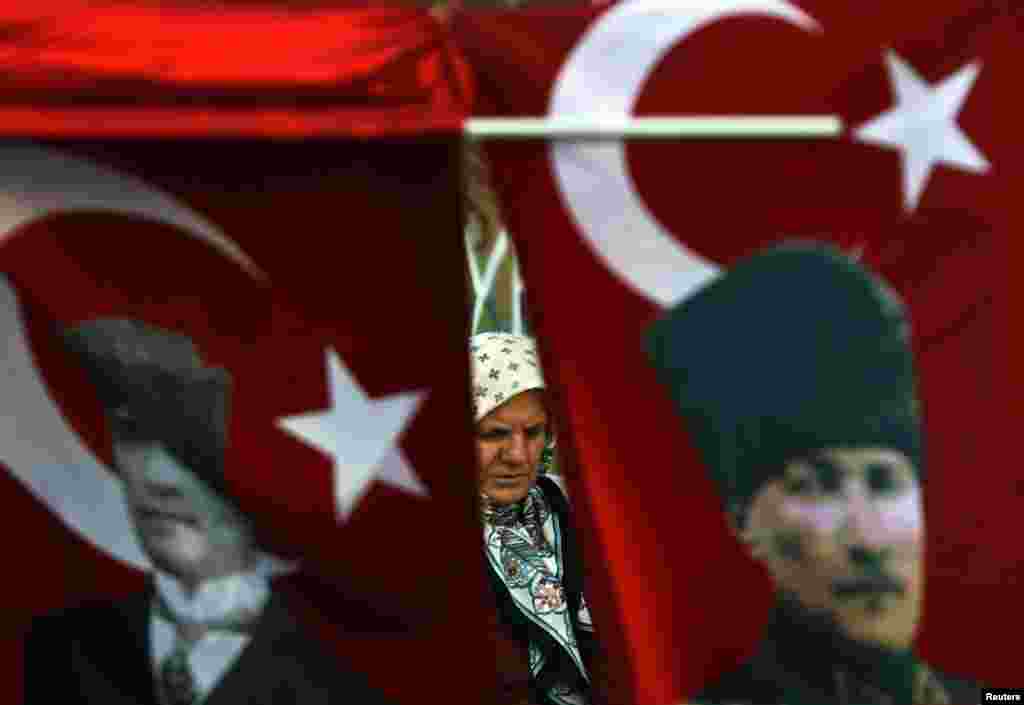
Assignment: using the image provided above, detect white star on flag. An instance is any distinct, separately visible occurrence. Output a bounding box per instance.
[277,347,429,522]
[854,50,990,213]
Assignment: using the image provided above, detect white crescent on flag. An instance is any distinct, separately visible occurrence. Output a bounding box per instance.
[0,143,265,572]
[0,143,265,279]
[548,0,820,308]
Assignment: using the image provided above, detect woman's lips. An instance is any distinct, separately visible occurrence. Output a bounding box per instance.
[491,474,528,486]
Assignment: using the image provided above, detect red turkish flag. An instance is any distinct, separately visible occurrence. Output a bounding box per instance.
[455,1,1018,702]
[0,6,499,704]
[1,141,494,703]
[0,2,470,136]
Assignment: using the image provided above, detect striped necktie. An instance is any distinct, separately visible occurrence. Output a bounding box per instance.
[159,640,198,705]
[153,594,258,705]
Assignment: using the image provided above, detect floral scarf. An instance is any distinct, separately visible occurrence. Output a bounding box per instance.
[483,483,590,705]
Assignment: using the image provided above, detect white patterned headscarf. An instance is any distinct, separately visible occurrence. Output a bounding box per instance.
[471,335,590,704]
[469,332,546,422]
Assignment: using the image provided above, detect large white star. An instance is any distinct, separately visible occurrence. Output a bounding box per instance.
[853,50,989,213]
[276,348,429,522]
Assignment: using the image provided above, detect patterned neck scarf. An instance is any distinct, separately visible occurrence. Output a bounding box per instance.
[482,485,589,705]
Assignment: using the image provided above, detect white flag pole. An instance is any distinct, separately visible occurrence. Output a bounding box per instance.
[464,115,843,139]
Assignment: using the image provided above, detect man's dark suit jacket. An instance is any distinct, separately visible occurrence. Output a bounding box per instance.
[695,601,982,705]
[23,584,394,705]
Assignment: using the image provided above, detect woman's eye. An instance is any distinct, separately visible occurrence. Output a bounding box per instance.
[525,425,547,439]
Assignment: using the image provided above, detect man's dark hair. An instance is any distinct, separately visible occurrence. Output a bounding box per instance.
[62,319,233,504]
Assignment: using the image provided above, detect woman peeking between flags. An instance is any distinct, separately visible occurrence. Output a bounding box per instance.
[470,332,607,705]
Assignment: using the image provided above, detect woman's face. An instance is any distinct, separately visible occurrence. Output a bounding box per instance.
[476,389,548,506]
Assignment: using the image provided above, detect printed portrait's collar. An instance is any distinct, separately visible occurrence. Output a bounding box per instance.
[155,566,271,625]
[761,595,918,701]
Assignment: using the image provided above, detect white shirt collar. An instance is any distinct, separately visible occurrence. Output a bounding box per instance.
[154,564,271,624]
[151,565,273,700]
[153,569,270,627]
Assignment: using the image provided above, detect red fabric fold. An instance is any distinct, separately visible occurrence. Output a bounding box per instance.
[0,3,472,135]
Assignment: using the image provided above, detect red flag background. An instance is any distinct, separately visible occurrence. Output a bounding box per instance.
[455,1,1019,702]
[0,138,497,703]
[0,5,502,704]
[0,2,470,136]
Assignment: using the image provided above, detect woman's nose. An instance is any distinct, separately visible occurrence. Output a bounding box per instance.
[501,434,529,464]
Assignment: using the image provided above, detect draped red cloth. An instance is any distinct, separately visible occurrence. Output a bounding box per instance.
[0,5,488,704]
[0,2,472,136]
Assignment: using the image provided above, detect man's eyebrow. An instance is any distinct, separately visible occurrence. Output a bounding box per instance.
[804,453,841,471]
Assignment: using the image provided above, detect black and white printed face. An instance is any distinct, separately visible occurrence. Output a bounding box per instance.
[114,438,253,586]
[741,447,925,650]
